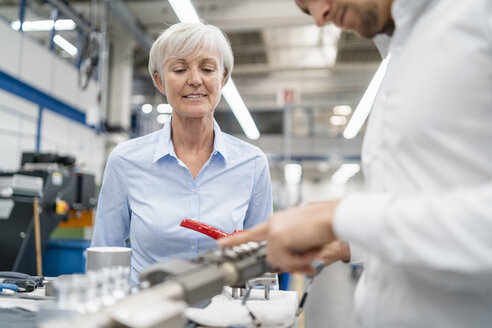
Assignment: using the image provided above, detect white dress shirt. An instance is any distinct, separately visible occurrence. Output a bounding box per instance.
[92,118,273,284]
[334,0,492,327]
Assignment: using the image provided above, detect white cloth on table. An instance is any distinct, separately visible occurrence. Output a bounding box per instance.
[185,287,297,327]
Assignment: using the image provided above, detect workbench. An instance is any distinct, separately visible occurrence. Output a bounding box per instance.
[0,285,298,328]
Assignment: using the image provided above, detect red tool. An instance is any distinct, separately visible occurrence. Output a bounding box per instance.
[180,219,238,240]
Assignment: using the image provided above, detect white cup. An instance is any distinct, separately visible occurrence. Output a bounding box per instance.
[86,246,131,272]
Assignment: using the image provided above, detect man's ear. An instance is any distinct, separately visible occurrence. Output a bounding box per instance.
[153,72,166,94]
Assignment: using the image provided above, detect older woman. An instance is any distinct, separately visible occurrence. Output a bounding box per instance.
[91,23,273,284]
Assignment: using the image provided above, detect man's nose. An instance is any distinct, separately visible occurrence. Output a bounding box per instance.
[313,3,332,27]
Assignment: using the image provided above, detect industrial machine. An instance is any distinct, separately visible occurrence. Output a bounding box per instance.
[42,242,276,328]
[0,152,96,275]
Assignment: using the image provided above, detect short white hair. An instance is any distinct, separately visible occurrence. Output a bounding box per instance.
[148,22,234,88]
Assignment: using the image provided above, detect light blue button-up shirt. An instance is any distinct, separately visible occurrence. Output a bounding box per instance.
[91,118,273,284]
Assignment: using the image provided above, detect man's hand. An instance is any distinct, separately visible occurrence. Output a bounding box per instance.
[317,240,351,266]
[218,199,341,275]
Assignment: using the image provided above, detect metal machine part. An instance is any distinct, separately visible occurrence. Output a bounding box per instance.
[231,272,277,300]
[247,272,277,300]
[42,242,275,328]
[0,152,96,275]
[140,241,274,304]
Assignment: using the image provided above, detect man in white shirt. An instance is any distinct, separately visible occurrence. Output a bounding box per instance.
[220,0,492,327]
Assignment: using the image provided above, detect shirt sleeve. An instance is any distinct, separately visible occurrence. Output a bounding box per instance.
[347,242,366,265]
[91,147,131,247]
[243,152,273,230]
[333,182,492,274]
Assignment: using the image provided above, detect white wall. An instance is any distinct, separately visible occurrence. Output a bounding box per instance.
[0,19,106,182]
[0,90,38,171]
[41,111,106,182]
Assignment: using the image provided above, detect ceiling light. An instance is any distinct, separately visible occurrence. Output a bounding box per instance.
[330,163,360,184]
[330,115,347,126]
[343,53,391,139]
[222,80,260,140]
[167,0,260,140]
[53,35,77,56]
[157,104,172,114]
[167,0,200,23]
[141,104,153,114]
[333,105,352,116]
[284,163,302,184]
[11,19,76,31]
[156,114,171,124]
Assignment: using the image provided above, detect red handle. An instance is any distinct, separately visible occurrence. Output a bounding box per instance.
[180,219,231,240]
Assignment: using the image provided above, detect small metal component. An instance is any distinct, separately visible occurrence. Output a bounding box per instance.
[223,248,237,260]
[247,241,260,250]
[247,273,277,300]
[232,287,239,299]
[232,245,244,255]
[240,243,252,252]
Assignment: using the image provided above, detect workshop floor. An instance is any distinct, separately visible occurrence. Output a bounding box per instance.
[301,261,360,328]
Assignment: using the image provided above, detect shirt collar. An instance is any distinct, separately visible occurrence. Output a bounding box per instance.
[153,116,228,163]
[373,0,430,56]
[153,116,175,163]
[391,0,430,29]
[212,118,228,163]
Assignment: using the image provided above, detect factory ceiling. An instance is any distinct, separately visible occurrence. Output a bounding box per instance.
[0,0,381,180]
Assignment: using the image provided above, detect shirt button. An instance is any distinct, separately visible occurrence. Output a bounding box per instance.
[192,189,196,192]
[191,245,196,250]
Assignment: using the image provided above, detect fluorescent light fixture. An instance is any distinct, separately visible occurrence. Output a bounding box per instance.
[222,80,260,140]
[11,19,76,31]
[141,104,153,114]
[156,114,171,124]
[330,163,360,184]
[330,115,347,126]
[284,163,302,184]
[157,104,173,114]
[167,0,260,140]
[168,0,200,23]
[333,105,352,116]
[53,35,77,56]
[343,53,391,139]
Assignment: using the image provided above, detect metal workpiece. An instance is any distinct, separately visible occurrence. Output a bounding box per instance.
[227,246,275,287]
[223,248,238,260]
[220,262,239,286]
[44,242,274,327]
[177,265,225,305]
[41,281,186,328]
[140,260,225,306]
[140,259,203,287]
[105,281,186,328]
